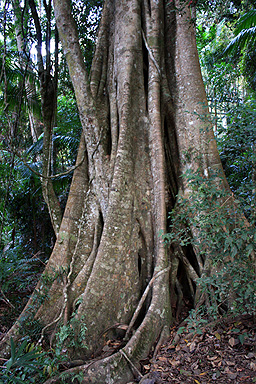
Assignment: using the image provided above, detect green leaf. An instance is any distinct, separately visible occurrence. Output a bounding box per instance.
[230,245,238,258]
[177,326,185,335]
[246,243,254,256]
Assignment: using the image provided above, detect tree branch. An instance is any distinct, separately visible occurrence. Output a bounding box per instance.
[10,149,86,179]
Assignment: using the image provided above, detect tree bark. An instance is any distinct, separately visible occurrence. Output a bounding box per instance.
[1,0,251,383]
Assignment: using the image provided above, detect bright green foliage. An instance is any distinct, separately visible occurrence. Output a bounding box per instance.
[197,20,241,118]
[223,8,256,93]
[54,95,82,168]
[218,100,256,219]
[198,257,256,317]
[0,0,92,348]
[0,338,44,384]
[196,9,256,221]
[225,9,256,54]
[0,244,48,329]
[181,308,208,336]
[0,337,70,384]
[163,169,256,319]
[72,0,102,71]
[0,96,82,253]
[56,314,88,353]
[0,314,88,383]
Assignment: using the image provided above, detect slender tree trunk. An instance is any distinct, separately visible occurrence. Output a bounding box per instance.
[1,1,252,383]
[12,0,43,143]
[28,0,62,235]
[11,0,62,236]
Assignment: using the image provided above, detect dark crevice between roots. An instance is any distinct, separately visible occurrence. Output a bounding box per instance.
[176,260,195,313]
[184,243,200,277]
[163,115,179,210]
[115,79,120,143]
[136,228,152,328]
[105,96,112,157]
[148,0,151,17]
[138,252,142,277]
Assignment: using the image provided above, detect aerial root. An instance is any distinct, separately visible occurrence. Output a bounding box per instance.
[124,266,171,340]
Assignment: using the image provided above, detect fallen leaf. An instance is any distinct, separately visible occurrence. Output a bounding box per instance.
[234,321,242,327]
[173,334,181,344]
[102,345,112,352]
[211,359,221,367]
[169,359,180,367]
[212,370,221,379]
[228,337,237,347]
[250,361,256,371]
[191,361,199,370]
[247,352,256,359]
[194,380,200,384]
[190,341,197,352]
[224,367,233,374]
[240,376,251,382]
[116,324,129,330]
[158,356,168,362]
[227,372,238,380]
[207,355,218,361]
[215,332,221,340]
[179,369,192,376]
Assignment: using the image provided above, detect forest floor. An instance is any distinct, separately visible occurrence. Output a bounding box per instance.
[1,298,256,384]
[136,314,256,384]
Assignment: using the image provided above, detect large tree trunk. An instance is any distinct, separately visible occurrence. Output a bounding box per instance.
[0,0,248,383]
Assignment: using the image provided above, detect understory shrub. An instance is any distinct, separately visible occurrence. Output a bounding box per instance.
[163,168,256,323]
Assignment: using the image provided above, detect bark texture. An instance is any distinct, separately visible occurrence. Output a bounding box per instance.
[0,0,243,383]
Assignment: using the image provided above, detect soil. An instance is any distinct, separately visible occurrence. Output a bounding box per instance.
[136,314,256,384]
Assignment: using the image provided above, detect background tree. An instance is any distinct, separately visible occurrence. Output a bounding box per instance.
[196,0,256,219]
[0,0,83,330]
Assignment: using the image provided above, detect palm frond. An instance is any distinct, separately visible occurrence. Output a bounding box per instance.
[26,137,44,156]
[235,9,256,35]
[224,26,256,54]
[14,158,42,179]
[0,83,25,110]
[25,85,42,118]
[53,133,80,148]
[223,9,256,55]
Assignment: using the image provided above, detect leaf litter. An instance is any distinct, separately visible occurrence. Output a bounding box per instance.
[137,314,256,384]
